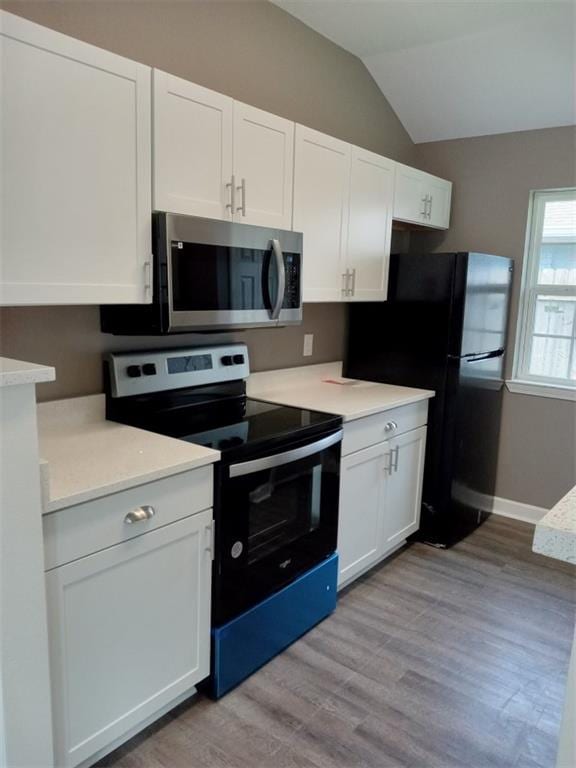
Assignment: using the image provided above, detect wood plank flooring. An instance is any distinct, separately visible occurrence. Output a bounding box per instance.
[98,516,576,768]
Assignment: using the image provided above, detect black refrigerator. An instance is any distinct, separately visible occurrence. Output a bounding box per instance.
[344,252,513,547]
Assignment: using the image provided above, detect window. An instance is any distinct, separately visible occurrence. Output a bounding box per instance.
[513,189,576,396]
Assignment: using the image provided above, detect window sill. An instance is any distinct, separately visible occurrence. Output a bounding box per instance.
[506,380,576,401]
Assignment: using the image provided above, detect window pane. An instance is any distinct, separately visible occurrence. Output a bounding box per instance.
[529,336,570,379]
[534,296,575,336]
[538,199,576,285]
[538,243,576,285]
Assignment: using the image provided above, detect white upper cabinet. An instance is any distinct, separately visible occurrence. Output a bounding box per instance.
[233,102,294,229]
[393,162,452,229]
[153,75,294,229]
[426,174,453,229]
[153,70,234,220]
[293,125,351,302]
[343,147,394,302]
[0,11,152,306]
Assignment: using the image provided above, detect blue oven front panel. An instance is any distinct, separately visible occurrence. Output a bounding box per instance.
[209,553,338,699]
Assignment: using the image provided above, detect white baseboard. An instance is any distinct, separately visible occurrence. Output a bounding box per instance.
[452,481,547,525]
[489,496,548,525]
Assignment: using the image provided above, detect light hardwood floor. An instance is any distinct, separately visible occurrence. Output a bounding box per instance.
[98,516,576,768]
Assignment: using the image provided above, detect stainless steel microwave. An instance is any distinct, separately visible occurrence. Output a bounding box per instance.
[101,213,303,334]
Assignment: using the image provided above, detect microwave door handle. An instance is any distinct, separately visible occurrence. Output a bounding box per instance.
[270,239,286,320]
[229,430,343,478]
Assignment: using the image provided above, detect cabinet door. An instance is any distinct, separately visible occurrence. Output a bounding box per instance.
[293,125,351,302]
[233,102,294,229]
[382,426,427,553]
[47,511,212,768]
[393,163,427,225]
[153,69,233,220]
[427,176,452,229]
[338,442,388,587]
[0,11,151,306]
[345,147,394,302]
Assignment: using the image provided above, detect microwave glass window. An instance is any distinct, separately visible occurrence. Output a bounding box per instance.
[167,354,213,374]
[171,242,300,311]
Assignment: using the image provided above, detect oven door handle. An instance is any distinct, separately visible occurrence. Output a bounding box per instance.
[270,239,286,320]
[229,429,343,478]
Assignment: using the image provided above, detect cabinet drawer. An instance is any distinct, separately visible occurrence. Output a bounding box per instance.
[342,400,428,456]
[43,467,213,570]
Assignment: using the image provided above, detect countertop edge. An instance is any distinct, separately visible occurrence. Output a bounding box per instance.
[0,356,55,388]
[42,453,219,514]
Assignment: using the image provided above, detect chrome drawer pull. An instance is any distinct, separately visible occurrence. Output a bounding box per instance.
[384,421,398,433]
[124,505,156,525]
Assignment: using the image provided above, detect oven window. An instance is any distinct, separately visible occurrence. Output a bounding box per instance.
[171,242,300,311]
[248,462,322,565]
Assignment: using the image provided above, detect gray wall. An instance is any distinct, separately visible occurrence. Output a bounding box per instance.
[412,126,576,509]
[0,0,415,402]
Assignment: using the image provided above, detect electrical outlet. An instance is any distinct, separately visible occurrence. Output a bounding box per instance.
[303,334,314,357]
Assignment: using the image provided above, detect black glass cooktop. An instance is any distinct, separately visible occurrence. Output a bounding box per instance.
[107,389,342,463]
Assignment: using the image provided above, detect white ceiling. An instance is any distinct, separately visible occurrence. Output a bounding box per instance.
[272,1,576,143]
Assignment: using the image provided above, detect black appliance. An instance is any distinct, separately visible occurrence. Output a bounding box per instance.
[105,344,342,695]
[101,213,303,334]
[345,252,513,547]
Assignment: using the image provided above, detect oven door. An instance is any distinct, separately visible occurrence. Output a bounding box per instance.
[162,213,302,330]
[214,429,342,625]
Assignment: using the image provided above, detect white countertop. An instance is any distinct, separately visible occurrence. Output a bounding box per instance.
[0,356,55,388]
[38,395,219,513]
[533,485,576,565]
[247,362,434,421]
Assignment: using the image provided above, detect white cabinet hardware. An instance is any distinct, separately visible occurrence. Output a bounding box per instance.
[0,10,152,306]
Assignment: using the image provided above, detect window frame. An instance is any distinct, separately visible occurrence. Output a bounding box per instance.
[511,188,576,397]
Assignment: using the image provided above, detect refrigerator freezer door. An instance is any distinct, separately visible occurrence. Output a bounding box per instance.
[460,253,513,358]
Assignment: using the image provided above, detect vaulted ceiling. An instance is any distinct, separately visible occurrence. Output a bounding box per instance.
[272,1,576,143]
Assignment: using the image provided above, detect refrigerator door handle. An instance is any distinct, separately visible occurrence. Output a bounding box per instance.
[461,349,505,363]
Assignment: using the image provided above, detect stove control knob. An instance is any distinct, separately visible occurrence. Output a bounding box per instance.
[142,363,157,376]
[221,355,234,366]
[126,365,142,378]
[233,354,245,365]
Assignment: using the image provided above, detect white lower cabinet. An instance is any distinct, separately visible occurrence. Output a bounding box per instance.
[381,426,427,552]
[46,493,213,768]
[338,443,387,585]
[337,405,428,588]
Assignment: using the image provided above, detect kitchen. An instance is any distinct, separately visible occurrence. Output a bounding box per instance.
[0,2,575,768]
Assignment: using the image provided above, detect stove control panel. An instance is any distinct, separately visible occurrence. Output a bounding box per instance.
[106,344,250,398]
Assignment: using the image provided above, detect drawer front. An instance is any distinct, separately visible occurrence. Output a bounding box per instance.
[342,400,428,456]
[43,467,213,570]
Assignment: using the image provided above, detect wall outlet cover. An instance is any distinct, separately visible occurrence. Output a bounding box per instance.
[303,334,314,357]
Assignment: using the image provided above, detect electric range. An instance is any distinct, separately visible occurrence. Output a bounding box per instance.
[105,343,342,697]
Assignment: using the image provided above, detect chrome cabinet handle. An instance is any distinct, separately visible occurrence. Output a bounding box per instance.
[226,174,236,215]
[350,268,356,297]
[421,195,428,217]
[270,238,286,320]
[236,178,247,216]
[342,270,352,296]
[391,446,400,473]
[427,195,433,219]
[384,420,397,433]
[384,452,392,474]
[124,505,155,525]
